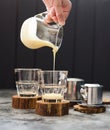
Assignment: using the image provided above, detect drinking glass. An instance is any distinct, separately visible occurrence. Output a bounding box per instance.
[39,70,68,102]
[14,68,41,97]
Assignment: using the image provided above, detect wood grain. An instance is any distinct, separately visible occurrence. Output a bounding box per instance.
[74,104,106,114]
[12,95,41,109]
[36,100,70,116]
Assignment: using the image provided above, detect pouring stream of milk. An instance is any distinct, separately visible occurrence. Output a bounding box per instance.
[20,17,61,70]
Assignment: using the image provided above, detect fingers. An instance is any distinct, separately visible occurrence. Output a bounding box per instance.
[42,0,52,9]
[42,0,72,26]
[44,7,58,24]
[54,7,65,25]
[44,13,53,24]
[54,0,65,25]
[49,8,58,23]
[62,0,72,19]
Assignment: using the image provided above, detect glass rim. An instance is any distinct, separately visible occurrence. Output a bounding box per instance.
[14,68,41,71]
[40,70,68,73]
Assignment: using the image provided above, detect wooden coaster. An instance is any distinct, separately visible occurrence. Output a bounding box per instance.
[103,98,110,104]
[36,100,70,116]
[12,95,41,109]
[74,104,106,114]
[69,100,81,108]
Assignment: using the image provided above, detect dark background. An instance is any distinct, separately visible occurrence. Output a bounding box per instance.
[0,0,110,90]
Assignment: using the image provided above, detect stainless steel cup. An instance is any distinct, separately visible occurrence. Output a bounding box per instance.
[64,78,84,101]
[80,84,103,105]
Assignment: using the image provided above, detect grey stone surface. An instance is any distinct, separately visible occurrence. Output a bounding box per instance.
[0,90,110,130]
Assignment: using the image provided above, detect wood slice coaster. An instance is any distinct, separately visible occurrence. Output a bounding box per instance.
[36,100,70,116]
[12,95,41,109]
[74,104,106,114]
[103,98,110,104]
[69,100,81,108]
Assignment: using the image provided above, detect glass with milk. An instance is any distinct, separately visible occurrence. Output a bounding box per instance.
[20,12,63,70]
[39,70,68,102]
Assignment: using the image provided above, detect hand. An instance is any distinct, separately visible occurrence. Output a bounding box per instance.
[42,0,72,25]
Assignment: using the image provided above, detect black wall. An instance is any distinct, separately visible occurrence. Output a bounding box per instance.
[0,0,110,90]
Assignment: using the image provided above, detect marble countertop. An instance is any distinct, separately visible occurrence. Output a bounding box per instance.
[0,90,110,130]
